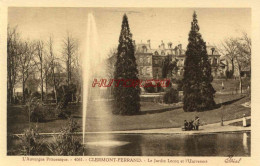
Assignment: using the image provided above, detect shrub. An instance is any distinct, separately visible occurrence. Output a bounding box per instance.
[25,97,55,122]
[144,82,156,93]
[156,82,164,92]
[175,79,184,91]
[163,88,179,104]
[26,97,45,122]
[56,84,77,118]
[57,105,71,119]
[225,70,234,79]
[31,91,41,99]
[144,82,164,93]
[18,127,47,155]
[57,84,77,108]
[46,118,83,156]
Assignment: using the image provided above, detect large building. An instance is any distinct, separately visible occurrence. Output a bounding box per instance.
[108,40,224,80]
[135,40,222,80]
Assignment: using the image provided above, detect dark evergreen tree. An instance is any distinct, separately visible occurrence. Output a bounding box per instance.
[183,12,216,112]
[113,14,140,115]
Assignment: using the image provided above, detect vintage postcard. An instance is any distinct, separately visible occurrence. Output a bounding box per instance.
[0,0,259,165]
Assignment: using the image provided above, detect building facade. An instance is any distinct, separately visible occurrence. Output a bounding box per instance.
[135,40,222,80]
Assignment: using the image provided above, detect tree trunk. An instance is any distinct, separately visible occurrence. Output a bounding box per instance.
[22,80,25,103]
[231,59,234,77]
[67,59,70,85]
[45,75,48,101]
[40,63,43,102]
[53,72,58,104]
[8,84,13,104]
[239,76,242,94]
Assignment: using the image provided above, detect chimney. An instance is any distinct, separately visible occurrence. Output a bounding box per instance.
[175,46,178,55]
[211,47,215,55]
[178,44,182,50]
[147,40,151,49]
[178,44,182,55]
[161,40,165,49]
[168,42,172,49]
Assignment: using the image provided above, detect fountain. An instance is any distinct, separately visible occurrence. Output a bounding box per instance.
[82,13,100,146]
[82,13,129,151]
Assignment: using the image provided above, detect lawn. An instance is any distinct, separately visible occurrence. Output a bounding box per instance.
[7,93,251,134]
[212,78,250,93]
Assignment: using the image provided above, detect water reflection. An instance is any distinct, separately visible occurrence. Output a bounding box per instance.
[8,132,250,156]
[83,132,251,156]
[84,134,143,156]
[243,132,249,154]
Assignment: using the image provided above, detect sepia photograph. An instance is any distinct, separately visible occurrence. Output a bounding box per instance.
[6,7,251,157]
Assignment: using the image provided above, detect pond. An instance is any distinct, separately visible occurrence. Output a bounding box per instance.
[83,132,250,156]
[8,132,250,156]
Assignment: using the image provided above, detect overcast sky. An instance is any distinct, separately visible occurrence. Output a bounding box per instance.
[8,7,251,58]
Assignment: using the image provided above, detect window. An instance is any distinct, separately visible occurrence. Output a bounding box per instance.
[143,67,146,75]
[142,46,147,53]
[161,51,165,55]
[155,60,158,65]
[213,57,218,65]
[147,57,150,64]
[140,67,143,75]
[209,58,212,64]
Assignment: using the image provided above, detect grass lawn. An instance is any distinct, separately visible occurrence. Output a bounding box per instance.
[7,94,250,134]
[229,119,251,127]
[212,78,250,92]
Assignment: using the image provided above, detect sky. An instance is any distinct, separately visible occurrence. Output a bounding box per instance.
[8,7,251,59]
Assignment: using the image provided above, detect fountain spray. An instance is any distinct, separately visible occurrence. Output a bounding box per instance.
[82,13,100,148]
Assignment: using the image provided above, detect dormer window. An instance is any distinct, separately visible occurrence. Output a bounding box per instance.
[142,45,147,53]
[211,48,215,55]
[161,51,165,55]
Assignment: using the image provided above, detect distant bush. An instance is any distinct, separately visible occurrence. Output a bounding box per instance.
[163,88,179,104]
[16,119,83,156]
[143,82,155,93]
[57,84,77,108]
[56,84,77,118]
[57,105,71,119]
[26,97,55,122]
[175,79,183,91]
[225,70,234,79]
[144,82,164,93]
[31,91,41,99]
[18,127,47,155]
[46,118,83,156]
[156,82,164,92]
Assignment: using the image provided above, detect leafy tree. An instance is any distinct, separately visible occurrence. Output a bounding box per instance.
[162,56,178,78]
[220,33,251,93]
[113,14,140,115]
[183,12,216,112]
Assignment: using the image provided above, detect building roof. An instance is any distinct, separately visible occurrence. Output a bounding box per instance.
[206,45,221,56]
[132,41,222,60]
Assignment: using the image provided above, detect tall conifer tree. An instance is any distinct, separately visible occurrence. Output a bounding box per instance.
[113,14,140,115]
[183,12,216,112]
